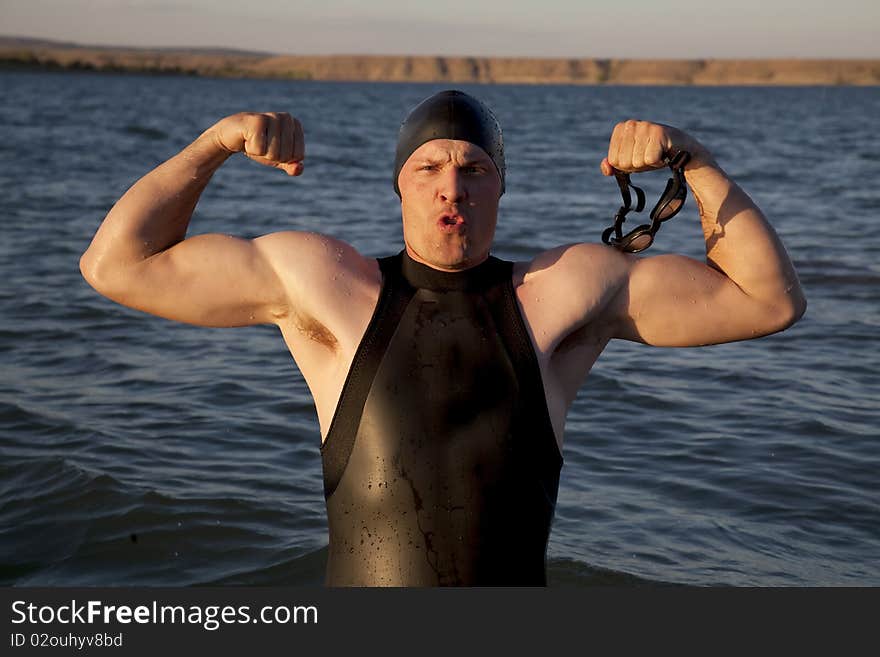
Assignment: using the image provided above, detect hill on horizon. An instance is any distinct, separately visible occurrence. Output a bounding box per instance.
[2,34,878,86]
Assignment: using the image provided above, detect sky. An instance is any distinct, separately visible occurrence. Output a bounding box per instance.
[1,0,878,58]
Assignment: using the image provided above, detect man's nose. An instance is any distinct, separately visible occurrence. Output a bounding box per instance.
[438,168,467,203]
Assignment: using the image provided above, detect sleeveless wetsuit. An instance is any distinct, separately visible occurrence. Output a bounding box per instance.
[320,250,563,586]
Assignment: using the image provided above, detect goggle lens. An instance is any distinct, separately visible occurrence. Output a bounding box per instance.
[625,231,654,253]
[654,194,684,221]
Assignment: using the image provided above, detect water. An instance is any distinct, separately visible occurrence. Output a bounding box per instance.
[1,72,878,586]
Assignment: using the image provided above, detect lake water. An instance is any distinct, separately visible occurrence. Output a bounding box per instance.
[1,72,878,586]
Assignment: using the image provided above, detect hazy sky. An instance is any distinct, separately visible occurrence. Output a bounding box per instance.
[2,0,878,58]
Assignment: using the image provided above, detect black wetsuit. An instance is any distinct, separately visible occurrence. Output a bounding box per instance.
[320,250,563,586]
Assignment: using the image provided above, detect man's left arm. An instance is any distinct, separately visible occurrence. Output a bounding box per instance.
[604,120,807,347]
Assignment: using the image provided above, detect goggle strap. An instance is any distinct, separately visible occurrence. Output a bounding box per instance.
[667,150,691,170]
[632,183,646,212]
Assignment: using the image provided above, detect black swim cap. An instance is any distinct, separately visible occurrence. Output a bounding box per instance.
[393,89,505,197]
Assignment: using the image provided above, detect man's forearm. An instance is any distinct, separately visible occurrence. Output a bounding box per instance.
[80,128,231,283]
[684,151,806,318]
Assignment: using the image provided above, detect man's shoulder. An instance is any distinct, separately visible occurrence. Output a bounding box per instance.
[512,242,630,288]
[257,231,380,282]
[509,243,633,357]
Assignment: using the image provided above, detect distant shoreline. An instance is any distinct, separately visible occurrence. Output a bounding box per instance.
[1,38,878,85]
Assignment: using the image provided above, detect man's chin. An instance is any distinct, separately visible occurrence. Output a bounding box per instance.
[406,241,485,272]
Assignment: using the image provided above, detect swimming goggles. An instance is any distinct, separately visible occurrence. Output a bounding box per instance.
[601,150,691,253]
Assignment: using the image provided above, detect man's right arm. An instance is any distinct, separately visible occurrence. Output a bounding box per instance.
[80,112,330,328]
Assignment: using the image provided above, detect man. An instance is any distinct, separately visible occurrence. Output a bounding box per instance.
[80,90,806,586]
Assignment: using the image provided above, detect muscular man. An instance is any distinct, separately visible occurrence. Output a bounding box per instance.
[80,90,806,586]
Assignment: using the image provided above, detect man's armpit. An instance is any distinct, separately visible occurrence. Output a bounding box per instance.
[292,309,340,351]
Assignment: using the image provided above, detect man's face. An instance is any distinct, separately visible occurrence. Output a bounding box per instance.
[397,139,502,271]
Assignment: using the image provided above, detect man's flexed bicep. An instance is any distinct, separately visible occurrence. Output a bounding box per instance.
[80,111,308,327]
[86,231,292,327]
[610,252,800,347]
[86,230,372,329]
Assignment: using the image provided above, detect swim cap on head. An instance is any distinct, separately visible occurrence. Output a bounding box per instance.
[393,89,505,196]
